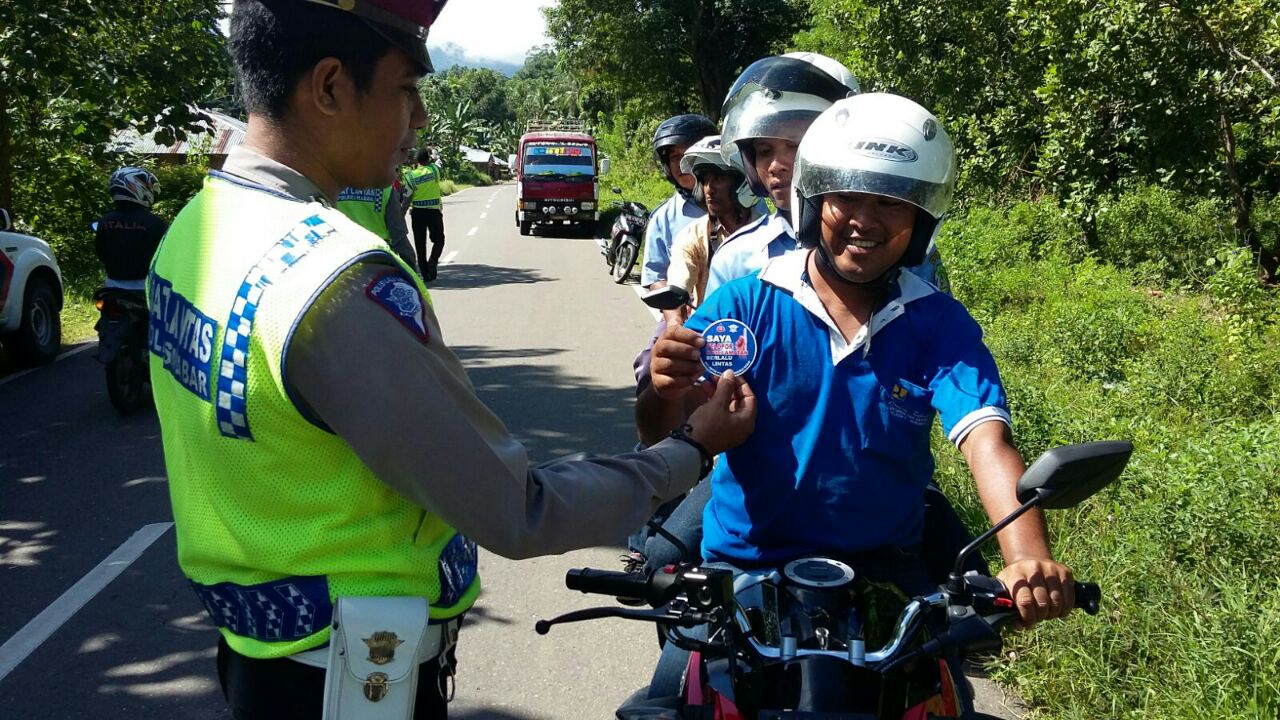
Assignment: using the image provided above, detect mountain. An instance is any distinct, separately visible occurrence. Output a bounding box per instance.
[427,42,523,76]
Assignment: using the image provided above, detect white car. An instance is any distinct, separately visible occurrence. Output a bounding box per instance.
[0,208,63,365]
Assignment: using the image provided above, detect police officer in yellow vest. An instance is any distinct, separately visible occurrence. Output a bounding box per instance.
[148,2,756,718]
[337,185,420,273]
[404,148,445,280]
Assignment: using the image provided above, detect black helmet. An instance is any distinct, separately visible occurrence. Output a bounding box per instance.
[652,114,718,188]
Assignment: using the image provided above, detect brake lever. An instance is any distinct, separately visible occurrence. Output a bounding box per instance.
[535,606,704,635]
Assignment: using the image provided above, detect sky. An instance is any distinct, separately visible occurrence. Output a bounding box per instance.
[217,1,554,67]
[429,0,554,66]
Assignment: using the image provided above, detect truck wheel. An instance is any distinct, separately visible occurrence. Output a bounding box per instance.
[612,243,636,284]
[9,276,60,366]
[519,221,533,236]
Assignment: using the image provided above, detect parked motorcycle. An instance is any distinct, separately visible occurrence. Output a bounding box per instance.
[599,187,649,284]
[93,287,151,413]
[538,441,1132,719]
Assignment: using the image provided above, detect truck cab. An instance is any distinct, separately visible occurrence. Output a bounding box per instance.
[515,119,610,236]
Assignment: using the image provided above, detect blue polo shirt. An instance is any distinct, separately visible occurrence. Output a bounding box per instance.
[685,251,1010,567]
[704,211,796,298]
[641,191,706,287]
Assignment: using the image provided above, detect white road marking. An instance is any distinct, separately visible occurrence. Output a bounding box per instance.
[633,284,661,322]
[479,212,487,219]
[467,226,478,236]
[441,251,459,265]
[0,522,173,683]
[0,342,97,388]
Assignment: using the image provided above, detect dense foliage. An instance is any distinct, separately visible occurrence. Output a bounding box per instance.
[545,0,806,120]
[0,1,229,292]
[797,0,1280,278]
[932,200,1280,717]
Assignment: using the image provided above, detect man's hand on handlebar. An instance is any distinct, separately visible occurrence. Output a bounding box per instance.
[997,557,1076,630]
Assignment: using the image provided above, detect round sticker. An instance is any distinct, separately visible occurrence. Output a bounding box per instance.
[700,318,758,378]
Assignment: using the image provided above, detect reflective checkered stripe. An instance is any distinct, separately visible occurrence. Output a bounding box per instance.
[189,537,477,643]
[193,575,330,642]
[216,215,337,440]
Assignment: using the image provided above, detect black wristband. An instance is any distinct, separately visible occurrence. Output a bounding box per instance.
[669,424,714,480]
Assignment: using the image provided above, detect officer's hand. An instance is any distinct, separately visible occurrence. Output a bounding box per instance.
[685,370,756,456]
[650,323,706,400]
[997,557,1075,630]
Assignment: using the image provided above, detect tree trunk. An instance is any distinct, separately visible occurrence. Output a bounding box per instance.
[686,0,730,122]
[1217,110,1276,281]
[0,84,12,212]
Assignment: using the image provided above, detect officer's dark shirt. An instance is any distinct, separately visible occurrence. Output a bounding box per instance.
[95,202,168,281]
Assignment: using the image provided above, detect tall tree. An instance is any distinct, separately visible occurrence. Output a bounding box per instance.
[798,0,1280,276]
[545,0,806,121]
[0,1,229,211]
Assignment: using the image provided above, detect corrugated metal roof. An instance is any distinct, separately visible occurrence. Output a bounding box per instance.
[460,145,493,163]
[109,109,246,156]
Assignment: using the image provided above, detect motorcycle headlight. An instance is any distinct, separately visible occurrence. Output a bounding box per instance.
[580,202,594,211]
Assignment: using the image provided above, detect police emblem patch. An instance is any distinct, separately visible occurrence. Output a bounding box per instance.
[365,272,429,343]
[700,318,758,377]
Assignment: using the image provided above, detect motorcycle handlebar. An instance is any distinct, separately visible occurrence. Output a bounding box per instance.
[566,568,649,601]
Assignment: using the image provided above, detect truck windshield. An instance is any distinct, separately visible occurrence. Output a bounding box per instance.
[523,144,594,181]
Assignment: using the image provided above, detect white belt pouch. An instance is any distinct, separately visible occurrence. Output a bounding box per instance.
[322,596,431,720]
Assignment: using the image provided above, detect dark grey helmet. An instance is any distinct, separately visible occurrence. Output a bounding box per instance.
[652,114,718,186]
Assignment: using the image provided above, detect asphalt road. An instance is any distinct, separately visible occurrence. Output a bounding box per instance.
[0,183,1026,719]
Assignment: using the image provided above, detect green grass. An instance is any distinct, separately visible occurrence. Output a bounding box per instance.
[930,198,1280,719]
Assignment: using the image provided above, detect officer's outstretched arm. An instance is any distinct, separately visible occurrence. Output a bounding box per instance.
[285,259,752,559]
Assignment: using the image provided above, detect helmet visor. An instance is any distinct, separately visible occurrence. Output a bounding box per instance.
[721,90,826,155]
[722,56,857,108]
[796,161,953,219]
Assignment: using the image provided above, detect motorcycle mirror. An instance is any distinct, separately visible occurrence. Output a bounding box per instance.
[611,186,623,195]
[1,208,11,232]
[948,440,1132,594]
[1015,441,1132,509]
[642,285,691,311]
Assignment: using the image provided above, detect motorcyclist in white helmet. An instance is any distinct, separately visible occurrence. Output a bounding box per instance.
[96,167,168,292]
[655,135,763,325]
[705,52,947,299]
[642,94,1075,704]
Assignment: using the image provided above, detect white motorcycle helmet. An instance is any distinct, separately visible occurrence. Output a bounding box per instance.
[678,135,760,210]
[791,93,956,280]
[719,52,860,196]
[109,166,159,208]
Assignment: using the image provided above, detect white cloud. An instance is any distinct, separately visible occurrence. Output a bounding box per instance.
[429,0,554,65]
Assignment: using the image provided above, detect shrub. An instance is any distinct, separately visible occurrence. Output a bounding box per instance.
[931,189,1280,718]
[1094,184,1235,288]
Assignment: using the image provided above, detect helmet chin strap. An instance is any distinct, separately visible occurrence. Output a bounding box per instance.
[813,242,899,291]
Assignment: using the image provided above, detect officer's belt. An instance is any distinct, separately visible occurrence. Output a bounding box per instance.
[290,616,461,669]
